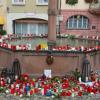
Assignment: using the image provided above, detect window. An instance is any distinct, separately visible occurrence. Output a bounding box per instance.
[15,22,48,35]
[92,26,96,29]
[12,0,25,5]
[38,24,48,34]
[36,0,48,5]
[16,23,21,34]
[30,24,37,34]
[67,15,89,29]
[22,23,28,34]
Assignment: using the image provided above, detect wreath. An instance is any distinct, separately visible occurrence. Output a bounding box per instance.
[46,55,54,65]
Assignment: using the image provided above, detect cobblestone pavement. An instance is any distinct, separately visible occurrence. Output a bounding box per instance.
[0,94,100,100]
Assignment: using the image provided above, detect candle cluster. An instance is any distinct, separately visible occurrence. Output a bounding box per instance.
[0,72,100,98]
[0,34,100,52]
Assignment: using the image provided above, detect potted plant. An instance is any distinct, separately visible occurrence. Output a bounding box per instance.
[0,30,7,35]
[66,0,78,5]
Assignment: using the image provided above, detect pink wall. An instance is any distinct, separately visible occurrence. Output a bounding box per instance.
[0,47,100,76]
[60,9,100,36]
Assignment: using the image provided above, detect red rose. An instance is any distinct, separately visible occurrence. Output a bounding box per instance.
[49,84,53,88]
[53,88,57,92]
[73,87,79,92]
[43,85,49,95]
[30,90,33,95]
[78,91,82,96]
[60,91,67,96]
[34,88,39,93]
[87,86,92,93]
[16,88,20,93]
[16,79,20,84]
[41,81,45,86]
[10,89,15,94]
[92,89,97,94]
[80,84,86,88]
[21,74,29,80]
[66,91,72,96]
[62,83,69,89]
[29,80,35,87]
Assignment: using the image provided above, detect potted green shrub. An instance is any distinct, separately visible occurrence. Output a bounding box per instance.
[66,0,78,5]
[0,30,7,35]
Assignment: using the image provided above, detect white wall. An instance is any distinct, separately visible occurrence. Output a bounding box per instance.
[61,0,89,9]
[7,13,48,34]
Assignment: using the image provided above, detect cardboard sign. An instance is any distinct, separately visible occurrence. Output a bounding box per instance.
[44,69,52,78]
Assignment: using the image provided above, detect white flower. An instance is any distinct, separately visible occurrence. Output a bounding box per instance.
[16,84,20,88]
[11,84,14,88]
[15,75,18,80]
[91,92,94,95]
[19,94,23,98]
[51,95,54,98]
[27,92,31,96]
[6,90,9,94]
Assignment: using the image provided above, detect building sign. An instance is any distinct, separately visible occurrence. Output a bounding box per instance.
[26,13,35,17]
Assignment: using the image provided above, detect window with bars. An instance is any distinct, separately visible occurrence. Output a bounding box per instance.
[36,0,48,5]
[67,15,89,29]
[12,0,25,5]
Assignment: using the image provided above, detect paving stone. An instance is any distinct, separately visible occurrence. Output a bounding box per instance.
[0,94,100,100]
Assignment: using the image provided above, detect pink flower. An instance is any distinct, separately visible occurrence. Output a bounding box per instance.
[0,80,5,87]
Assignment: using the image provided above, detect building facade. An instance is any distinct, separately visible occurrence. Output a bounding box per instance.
[0,0,48,35]
[60,0,100,36]
[0,0,100,36]
[0,0,7,31]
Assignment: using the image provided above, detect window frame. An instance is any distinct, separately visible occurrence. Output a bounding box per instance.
[67,15,89,30]
[0,25,3,30]
[12,0,25,5]
[36,0,48,5]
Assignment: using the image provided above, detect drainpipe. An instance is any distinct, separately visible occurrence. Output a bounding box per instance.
[56,0,61,35]
[48,0,57,50]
